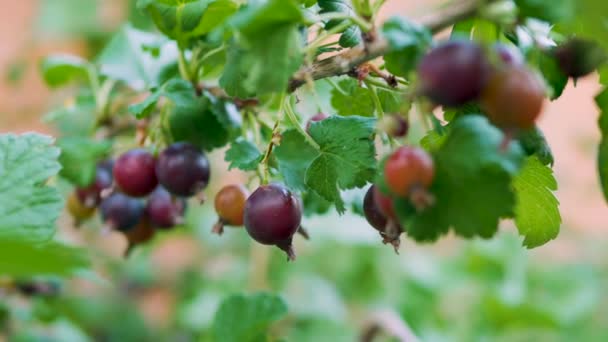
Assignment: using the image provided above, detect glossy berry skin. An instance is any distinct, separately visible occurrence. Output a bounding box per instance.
[215,184,249,226]
[493,43,524,66]
[76,164,113,208]
[306,113,329,132]
[244,184,301,255]
[156,142,210,197]
[384,147,435,197]
[364,186,388,231]
[146,187,186,229]
[481,66,545,130]
[114,149,158,197]
[372,186,398,222]
[554,38,606,78]
[417,40,489,106]
[100,193,144,232]
[67,191,96,222]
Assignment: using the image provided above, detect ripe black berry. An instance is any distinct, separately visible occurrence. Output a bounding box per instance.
[244,184,302,260]
[554,38,606,79]
[417,40,490,106]
[363,185,388,231]
[365,186,403,253]
[156,142,210,197]
[213,184,249,235]
[100,193,144,232]
[76,163,113,208]
[146,187,186,229]
[113,149,158,197]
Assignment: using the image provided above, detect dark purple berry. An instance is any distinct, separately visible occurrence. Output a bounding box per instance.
[146,187,186,229]
[417,40,490,106]
[244,184,302,260]
[363,185,388,231]
[365,186,403,253]
[113,149,158,197]
[156,142,210,197]
[76,163,113,208]
[493,43,524,66]
[554,38,606,79]
[100,193,144,232]
[306,112,329,132]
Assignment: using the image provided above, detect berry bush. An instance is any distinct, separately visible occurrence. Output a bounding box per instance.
[1,0,608,340]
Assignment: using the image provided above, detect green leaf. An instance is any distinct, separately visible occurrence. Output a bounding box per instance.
[212,293,287,342]
[137,0,238,43]
[0,236,89,277]
[168,91,241,151]
[225,138,263,171]
[128,78,194,119]
[513,156,561,248]
[559,0,608,51]
[0,134,62,241]
[57,137,112,187]
[318,0,363,48]
[516,126,554,166]
[330,78,375,116]
[534,50,568,100]
[97,25,179,91]
[40,54,90,88]
[396,116,525,241]
[515,0,574,23]
[381,16,431,77]
[274,117,376,212]
[274,130,319,191]
[305,116,376,213]
[338,25,362,48]
[596,87,608,202]
[220,27,303,96]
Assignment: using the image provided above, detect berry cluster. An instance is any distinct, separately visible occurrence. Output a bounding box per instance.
[417,40,545,130]
[67,142,209,253]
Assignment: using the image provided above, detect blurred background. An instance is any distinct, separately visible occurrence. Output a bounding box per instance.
[1,0,607,341]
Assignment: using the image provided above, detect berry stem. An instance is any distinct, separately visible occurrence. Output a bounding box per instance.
[284,97,321,150]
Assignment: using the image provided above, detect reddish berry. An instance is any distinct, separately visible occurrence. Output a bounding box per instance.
[384,147,435,197]
[156,142,210,197]
[113,149,158,197]
[372,186,398,222]
[244,184,302,260]
[100,193,144,232]
[146,187,186,229]
[306,113,329,132]
[76,163,113,208]
[214,184,249,234]
[481,66,545,130]
[417,40,490,106]
[124,219,156,255]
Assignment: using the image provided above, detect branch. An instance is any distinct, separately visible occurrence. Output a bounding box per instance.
[288,0,490,92]
[359,310,420,342]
